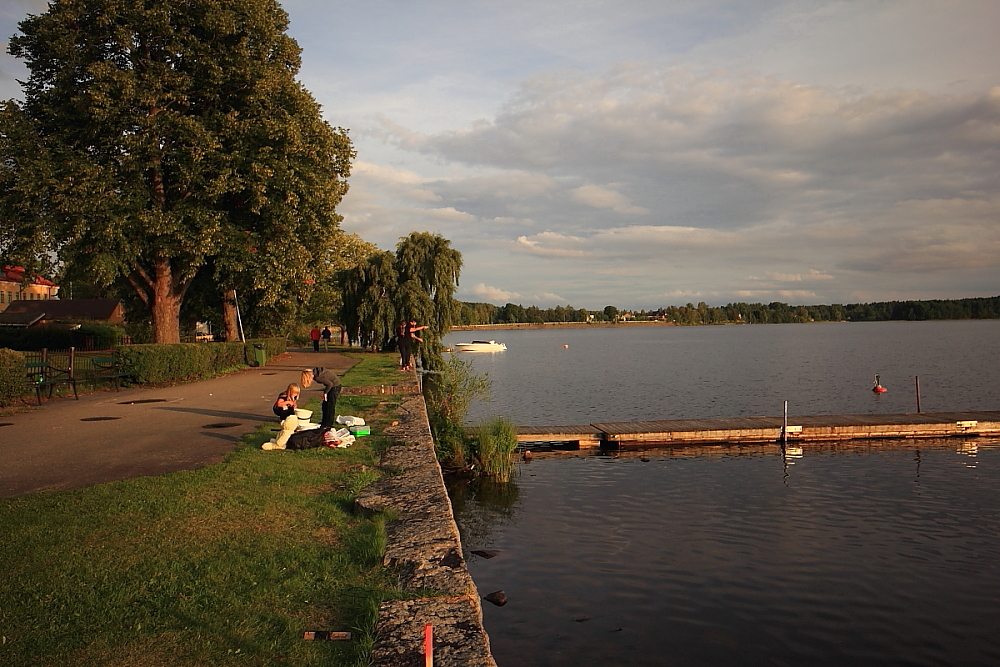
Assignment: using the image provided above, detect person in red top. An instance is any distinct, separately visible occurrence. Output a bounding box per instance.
[309,326,321,352]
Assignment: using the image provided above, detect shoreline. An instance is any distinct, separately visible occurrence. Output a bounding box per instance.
[449,320,684,331]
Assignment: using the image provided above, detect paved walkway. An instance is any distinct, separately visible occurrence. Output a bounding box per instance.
[0,348,357,498]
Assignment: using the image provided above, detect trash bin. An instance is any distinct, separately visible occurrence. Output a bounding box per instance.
[252,343,266,368]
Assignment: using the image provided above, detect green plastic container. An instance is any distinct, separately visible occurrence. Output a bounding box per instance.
[252,343,266,367]
[349,425,371,436]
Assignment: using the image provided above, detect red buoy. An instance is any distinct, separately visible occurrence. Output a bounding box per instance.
[872,374,887,393]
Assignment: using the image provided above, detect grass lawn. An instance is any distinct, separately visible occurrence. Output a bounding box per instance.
[0,353,408,667]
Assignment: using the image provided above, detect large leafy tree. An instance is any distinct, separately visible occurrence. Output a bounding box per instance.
[0,0,353,342]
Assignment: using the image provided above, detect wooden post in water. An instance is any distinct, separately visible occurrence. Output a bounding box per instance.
[782,400,788,448]
[915,376,921,413]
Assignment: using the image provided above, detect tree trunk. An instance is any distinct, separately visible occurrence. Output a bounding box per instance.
[150,258,184,343]
[222,290,241,342]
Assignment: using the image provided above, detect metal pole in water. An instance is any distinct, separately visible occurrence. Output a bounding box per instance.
[782,400,788,448]
[915,376,921,413]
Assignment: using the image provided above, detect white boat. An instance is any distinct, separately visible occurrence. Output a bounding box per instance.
[454,340,507,352]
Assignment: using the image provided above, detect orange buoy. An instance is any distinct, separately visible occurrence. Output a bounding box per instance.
[872,374,887,393]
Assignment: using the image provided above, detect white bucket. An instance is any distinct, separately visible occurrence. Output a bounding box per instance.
[294,409,313,420]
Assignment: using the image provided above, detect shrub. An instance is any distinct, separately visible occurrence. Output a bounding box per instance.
[0,348,29,406]
[424,355,491,469]
[472,416,519,482]
[117,344,215,384]
[115,339,286,384]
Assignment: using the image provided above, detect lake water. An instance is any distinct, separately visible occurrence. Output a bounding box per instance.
[450,441,1000,667]
[441,322,1000,666]
[442,320,1000,425]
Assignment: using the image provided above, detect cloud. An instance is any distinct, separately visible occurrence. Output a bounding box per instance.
[512,232,591,258]
[765,270,834,282]
[571,184,648,215]
[469,283,520,303]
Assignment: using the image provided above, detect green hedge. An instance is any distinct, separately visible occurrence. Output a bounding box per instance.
[116,338,286,384]
[0,348,29,407]
[0,323,124,351]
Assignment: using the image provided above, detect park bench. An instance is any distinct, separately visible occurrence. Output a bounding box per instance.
[89,353,130,391]
[26,359,78,405]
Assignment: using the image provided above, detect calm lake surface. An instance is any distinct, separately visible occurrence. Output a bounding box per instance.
[442,320,1000,425]
[442,321,1000,666]
[450,442,1000,667]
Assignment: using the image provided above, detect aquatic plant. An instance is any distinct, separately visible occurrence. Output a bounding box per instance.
[425,355,491,468]
[472,416,519,482]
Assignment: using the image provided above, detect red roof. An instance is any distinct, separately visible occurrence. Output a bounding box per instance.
[1,266,59,287]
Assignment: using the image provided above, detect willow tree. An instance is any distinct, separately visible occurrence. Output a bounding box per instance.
[394,231,462,367]
[339,232,462,367]
[0,0,353,343]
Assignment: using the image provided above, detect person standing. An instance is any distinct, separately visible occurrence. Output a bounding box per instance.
[399,319,428,371]
[321,325,332,351]
[301,367,341,428]
[396,320,410,370]
[309,326,321,352]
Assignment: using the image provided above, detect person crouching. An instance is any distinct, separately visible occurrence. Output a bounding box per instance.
[263,383,300,450]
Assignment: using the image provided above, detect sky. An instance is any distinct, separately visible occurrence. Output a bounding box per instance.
[2,0,999,310]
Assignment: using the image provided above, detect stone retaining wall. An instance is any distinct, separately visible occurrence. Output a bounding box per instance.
[356,393,497,667]
[341,383,420,396]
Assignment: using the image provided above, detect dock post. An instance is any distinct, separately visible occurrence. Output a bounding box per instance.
[782,400,788,448]
[915,376,921,413]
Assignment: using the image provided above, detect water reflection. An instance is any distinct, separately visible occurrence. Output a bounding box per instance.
[447,476,521,553]
[451,439,1000,667]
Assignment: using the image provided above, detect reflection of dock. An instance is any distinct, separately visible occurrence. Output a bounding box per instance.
[514,411,1000,449]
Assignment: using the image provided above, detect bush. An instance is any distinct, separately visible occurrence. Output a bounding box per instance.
[117,344,215,384]
[0,348,29,406]
[424,355,491,469]
[472,417,518,482]
[116,339,286,384]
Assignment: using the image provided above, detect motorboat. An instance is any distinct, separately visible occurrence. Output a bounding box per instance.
[454,340,507,352]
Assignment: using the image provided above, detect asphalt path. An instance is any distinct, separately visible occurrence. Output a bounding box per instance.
[0,347,357,498]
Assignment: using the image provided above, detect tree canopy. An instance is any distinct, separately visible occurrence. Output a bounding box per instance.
[0,0,354,342]
[340,232,462,368]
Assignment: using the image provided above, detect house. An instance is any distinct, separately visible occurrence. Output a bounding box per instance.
[0,266,60,312]
[0,299,125,326]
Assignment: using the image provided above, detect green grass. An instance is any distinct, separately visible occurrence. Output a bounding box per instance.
[0,353,411,667]
[339,352,403,388]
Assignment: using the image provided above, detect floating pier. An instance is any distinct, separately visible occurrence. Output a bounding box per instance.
[514,411,1000,449]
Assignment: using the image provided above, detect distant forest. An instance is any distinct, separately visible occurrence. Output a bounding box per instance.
[457,296,1000,326]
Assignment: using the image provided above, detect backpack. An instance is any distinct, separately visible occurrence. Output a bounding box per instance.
[286,428,330,450]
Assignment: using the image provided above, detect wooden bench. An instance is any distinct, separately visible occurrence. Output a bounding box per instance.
[26,359,78,405]
[90,354,131,391]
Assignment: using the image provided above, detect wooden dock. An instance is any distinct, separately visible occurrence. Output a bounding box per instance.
[516,411,1000,449]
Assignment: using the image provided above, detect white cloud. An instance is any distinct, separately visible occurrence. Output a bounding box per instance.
[765,270,835,282]
[512,232,591,258]
[571,184,648,215]
[469,283,520,303]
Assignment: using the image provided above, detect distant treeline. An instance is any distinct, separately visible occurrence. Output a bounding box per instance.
[457,296,1000,326]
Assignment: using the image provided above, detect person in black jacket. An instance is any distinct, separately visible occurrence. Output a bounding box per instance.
[300,367,341,428]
